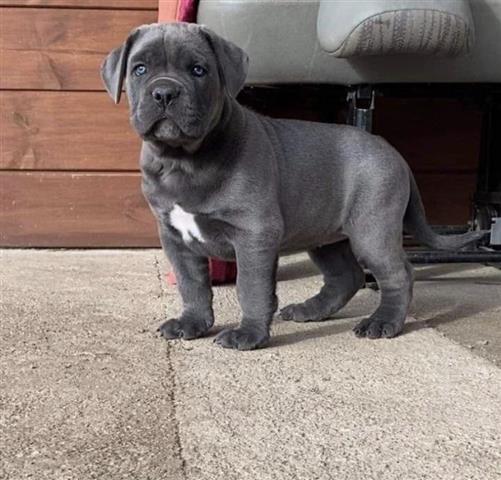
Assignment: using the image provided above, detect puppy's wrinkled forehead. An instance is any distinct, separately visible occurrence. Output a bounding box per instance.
[129,23,213,68]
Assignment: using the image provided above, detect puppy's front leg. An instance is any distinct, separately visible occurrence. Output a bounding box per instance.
[157,225,214,340]
[215,235,279,350]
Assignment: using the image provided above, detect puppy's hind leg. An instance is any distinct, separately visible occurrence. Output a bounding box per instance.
[348,231,413,339]
[280,240,365,322]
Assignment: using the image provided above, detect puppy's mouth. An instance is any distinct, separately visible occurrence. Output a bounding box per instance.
[150,117,180,136]
[133,103,208,148]
[142,117,184,142]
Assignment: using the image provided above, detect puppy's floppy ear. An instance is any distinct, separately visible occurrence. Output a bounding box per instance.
[200,26,249,98]
[101,28,141,104]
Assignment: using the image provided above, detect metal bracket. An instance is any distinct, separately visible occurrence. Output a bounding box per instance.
[347,86,376,132]
[491,217,501,246]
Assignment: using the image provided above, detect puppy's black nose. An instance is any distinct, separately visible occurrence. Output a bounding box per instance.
[152,86,180,108]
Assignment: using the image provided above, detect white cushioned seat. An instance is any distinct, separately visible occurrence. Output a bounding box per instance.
[197,0,501,85]
[317,0,475,58]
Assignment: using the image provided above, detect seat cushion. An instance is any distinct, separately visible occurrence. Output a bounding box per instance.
[317,0,475,57]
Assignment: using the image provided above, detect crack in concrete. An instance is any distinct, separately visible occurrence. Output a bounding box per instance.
[154,252,188,479]
[153,253,167,298]
[164,341,189,480]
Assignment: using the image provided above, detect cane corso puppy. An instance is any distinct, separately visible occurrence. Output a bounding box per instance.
[101,23,483,350]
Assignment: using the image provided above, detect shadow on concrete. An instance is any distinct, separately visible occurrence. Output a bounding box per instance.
[277,258,318,282]
[278,258,501,284]
[407,299,501,334]
[414,264,501,284]
[414,263,483,280]
[270,319,355,348]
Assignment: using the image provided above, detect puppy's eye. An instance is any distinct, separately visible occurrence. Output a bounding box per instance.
[133,65,147,77]
[191,65,207,77]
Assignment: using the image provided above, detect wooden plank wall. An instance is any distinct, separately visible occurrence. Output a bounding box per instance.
[0,0,160,247]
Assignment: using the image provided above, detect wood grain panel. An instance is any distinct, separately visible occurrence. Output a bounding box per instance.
[0,7,158,90]
[374,98,482,173]
[158,0,179,22]
[415,173,476,225]
[1,91,140,170]
[0,171,474,248]
[0,172,159,247]
[0,0,157,8]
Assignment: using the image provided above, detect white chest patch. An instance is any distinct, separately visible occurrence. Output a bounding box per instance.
[169,204,205,243]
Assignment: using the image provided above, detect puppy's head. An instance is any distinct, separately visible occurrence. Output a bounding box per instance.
[101,23,248,148]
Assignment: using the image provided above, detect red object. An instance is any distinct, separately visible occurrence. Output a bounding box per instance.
[166,259,237,286]
[166,271,177,285]
[209,258,238,284]
[158,1,199,23]
[177,0,199,22]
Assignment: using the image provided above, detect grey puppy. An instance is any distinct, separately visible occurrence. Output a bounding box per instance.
[101,22,483,350]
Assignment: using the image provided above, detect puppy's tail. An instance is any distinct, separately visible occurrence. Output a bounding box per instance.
[404,172,488,250]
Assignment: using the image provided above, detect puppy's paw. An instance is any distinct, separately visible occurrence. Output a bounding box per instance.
[279,303,328,323]
[353,315,402,339]
[214,327,270,351]
[158,314,211,340]
[280,303,309,322]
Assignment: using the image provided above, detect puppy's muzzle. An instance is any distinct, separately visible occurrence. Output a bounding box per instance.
[147,77,183,110]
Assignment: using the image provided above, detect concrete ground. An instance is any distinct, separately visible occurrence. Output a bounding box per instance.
[1,250,500,480]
